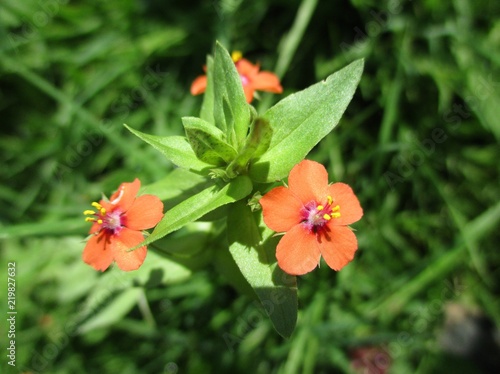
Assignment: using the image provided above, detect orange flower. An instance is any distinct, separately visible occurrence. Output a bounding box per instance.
[82,178,164,272]
[260,160,363,275]
[190,51,283,103]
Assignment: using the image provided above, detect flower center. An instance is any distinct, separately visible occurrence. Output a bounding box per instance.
[240,74,249,86]
[300,196,341,233]
[84,202,124,234]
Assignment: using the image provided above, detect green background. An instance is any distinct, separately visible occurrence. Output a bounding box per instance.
[1,0,499,373]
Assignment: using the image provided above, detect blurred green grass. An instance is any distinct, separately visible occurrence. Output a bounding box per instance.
[1,0,500,373]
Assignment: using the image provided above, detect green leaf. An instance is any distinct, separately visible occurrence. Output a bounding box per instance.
[0,218,86,239]
[227,200,298,338]
[226,117,273,178]
[213,240,257,297]
[200,55,215,124]
[182,116,238,165]
[140,168,207,203]
[143,176,253,246]
[249,59,364,182]
[77,288,142,334]
[124,124,211,173]
[213,42,251,149]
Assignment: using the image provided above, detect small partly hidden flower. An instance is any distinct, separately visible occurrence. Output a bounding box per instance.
[350,346,391,374]
[82,178,163,272]
[190,51,283,103]
[259,160,363,275]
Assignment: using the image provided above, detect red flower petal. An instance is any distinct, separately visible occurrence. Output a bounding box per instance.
[236,58,259,77]
[260,186,303,232]
[88,221,102,235]
[326,183,363,226]
[288,160,329,204]
[319,226,358,271]
[242,85,255,103]
[82,232,115,272]
[252,71,283,93]
[190,75,207,95]
[125,194,164,230]
[111,228,148,271]
[276,225,321,275]
[110,178,141,212]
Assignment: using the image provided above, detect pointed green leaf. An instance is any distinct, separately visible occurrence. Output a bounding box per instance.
[213,42,251,149]
[249,59,364,182]
[183,116,238,165]
[143,176,253,246]
[228,200,298,338]
[200,55,215,124]
[124,124,211,173]
[141,168,211,212]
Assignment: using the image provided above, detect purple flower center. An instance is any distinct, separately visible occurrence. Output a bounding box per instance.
[240,74,249,86]
[101,210,124,233]
[84,202,125,235]
[300,196,340,233]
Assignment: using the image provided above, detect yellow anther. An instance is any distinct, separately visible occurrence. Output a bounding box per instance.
[317,205,324,211]
[327,196,333,205]
[331,212,341,218]
[91,202,103,210]
[332,205,340,212]
[323,214,332,220]
[85,217,103,224]
[100,207,106,214]
[83,210,96,215]
[231,51,243,62]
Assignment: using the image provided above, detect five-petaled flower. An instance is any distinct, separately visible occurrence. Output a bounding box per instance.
[259,160,363,275]
[190,51,283,103]
[82,178,164,272]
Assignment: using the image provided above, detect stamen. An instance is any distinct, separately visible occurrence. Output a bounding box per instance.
[85,217,103,224]
[323,214,331,220]
[83,210,96,215]
[331,212,341,218]
[317,205,324,211]
[91,202,103,210]
[327,196,333,205]
[231,51,243,62]
[332,205,340,212]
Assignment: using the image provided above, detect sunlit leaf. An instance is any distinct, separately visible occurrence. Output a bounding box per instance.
[249,59,364,182]
[228,200,298,338]
[143,176,253,246]
[124,124,211,173]
[213,42,251,149]
[182,116,238,165]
